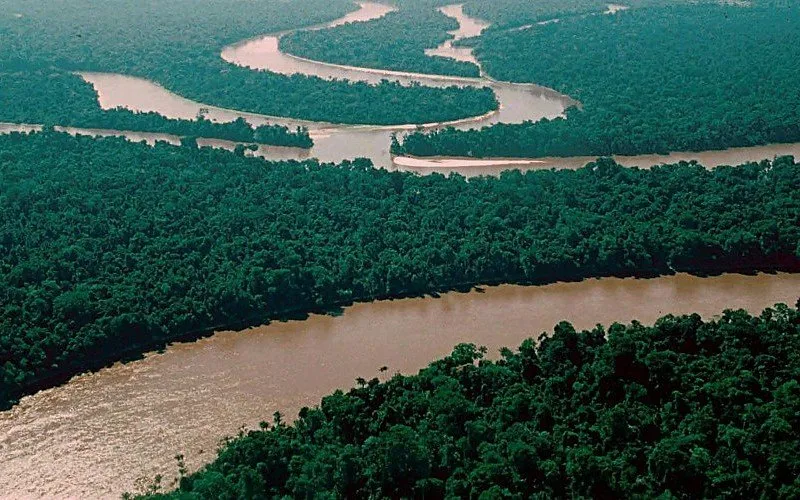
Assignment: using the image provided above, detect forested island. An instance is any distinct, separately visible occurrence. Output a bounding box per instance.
[0,71,314,148]
[140,306,800,498]
[1,130,798,409]
[394,2,800,158]
[281,1,480,78]
[279,0,630,79]
[0,0,497,126]
[3,0,800,497]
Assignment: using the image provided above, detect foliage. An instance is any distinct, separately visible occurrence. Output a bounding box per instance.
[281,2,480,77]
[458,0,727,28]
[462,0,609,28]
[1,131,798,409]
[0,71,314,148]
[395,4,800,157]
[0,0,496,125]
[151,306,800,498]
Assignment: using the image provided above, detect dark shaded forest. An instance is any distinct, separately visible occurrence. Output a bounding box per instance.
[281,2,480,78]
[144,306,800,498]
[0,0,497,126]
[395,3,800,157]
[0,71,314,148]
[1,131,798,409]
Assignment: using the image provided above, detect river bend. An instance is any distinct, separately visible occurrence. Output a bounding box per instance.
[1,273,798,498]
[4,2,798,171]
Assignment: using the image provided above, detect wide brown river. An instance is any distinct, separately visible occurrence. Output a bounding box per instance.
[1,273,798,498]
[2,3,799,498]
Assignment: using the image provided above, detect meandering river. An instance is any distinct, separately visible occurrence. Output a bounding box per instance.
[1,2,795,171]
[65,2,800,171]
[424,4,490,66]
[1,273,797,498]
[78,2,572,167]
[2,6,799,497]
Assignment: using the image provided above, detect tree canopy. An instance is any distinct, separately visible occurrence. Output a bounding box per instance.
[1,130,798,409]
[144,305,800,498]
[395,3,800,157]
[0,0,497,126]
[0,71,314,148]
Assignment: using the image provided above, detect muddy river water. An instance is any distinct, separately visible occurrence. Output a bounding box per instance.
[0,2,787,172]
[2,3,799,498]
[1,273,798,498]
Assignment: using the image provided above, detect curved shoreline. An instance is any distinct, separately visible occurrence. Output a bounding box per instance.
[78,71,339,131]
[23,2,800,171]
[2,272,798,498]
[73,2,575,167]
[276,48,485,86]
[78,70,504,133]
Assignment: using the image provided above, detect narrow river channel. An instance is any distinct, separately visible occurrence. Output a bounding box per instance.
[69,2,800,170]
[1,5,799,497]
[78,0,573,168]
[1,273,797,498]
[4,2,798,172]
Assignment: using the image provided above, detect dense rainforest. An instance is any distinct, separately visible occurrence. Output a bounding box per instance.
[144,306,800,498]
[280,0,649,78]
[458,0,714,28]
[278,0,715,82]
[394,3,800,158]
[0,71,314,148]
[462,0,610,28]
[0,0,497,125]
[1,131,799,409]
[281,1,480,78]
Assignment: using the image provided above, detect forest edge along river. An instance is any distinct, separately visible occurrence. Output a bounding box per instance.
[1,273,798,498]
[4,2,800,171]
[3,2,799,499]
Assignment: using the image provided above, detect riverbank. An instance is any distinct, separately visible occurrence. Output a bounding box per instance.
[392,141,800,175]
[2,129,797,437]
[2,272,798,498]
[0,122,313,161]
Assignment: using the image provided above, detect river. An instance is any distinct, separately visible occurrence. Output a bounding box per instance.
[424,4,491,66]
[65,2,800,171]
[3,2,797,172]
[2,3,798,499]
[0,273,797,498]
[79,1,572,167]
[393,142,800,176]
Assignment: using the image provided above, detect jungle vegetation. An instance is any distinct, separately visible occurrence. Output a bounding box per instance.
[0,0,497,125]
[462,0,610,28]
[0,71,314,148]
[280,0,645,77]
[1,131,798,409]
[281,1,480,78]
[457,0,717,28]
[394,3,800,157]
[145,305,800,498]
